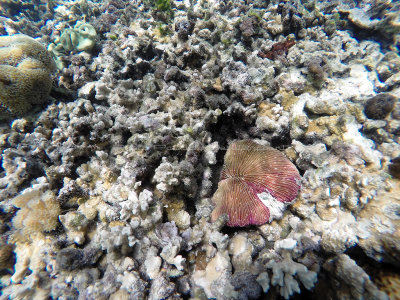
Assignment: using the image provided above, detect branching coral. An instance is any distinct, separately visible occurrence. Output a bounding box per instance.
[267,255,317,299]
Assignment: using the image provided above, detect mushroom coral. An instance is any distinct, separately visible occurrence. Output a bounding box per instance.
[211,140,301,227]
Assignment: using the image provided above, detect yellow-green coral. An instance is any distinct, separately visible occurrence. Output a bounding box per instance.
[0,34,54,118]
[48,21,97,69]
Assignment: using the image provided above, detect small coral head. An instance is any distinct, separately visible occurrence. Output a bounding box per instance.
[211,140,301,227]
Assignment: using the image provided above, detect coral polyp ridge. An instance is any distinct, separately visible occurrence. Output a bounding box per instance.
[0,0,399,299]
[212,140,301,227]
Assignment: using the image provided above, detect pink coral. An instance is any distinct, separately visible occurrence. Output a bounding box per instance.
[211,140,301,227]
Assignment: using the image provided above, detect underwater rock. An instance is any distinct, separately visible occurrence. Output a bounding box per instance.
[374,270,400,300]
[56,248,85,271]
[358,183,400,267]
[306,56,329,89]
[0,242,13,270]
[277,2,306,37]
[239,16,259,39]
[192,251,237,299]
[389,156,400,179]
[228,233,254,272]
[364,93,397,120]
[323,254,388,300]
[343,3,400,43]
[175,18,194,40]
[304,92,345,116]
[232,271,262,300]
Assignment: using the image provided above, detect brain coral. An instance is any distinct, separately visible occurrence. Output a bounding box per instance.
[0,34,54,118]
[211,140,301,227]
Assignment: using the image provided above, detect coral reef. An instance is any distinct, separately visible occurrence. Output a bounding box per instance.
[0,0,399,299]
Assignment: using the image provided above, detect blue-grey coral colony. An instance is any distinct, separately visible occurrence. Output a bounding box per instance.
[0,0,399,299]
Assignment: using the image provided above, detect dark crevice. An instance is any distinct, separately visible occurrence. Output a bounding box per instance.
[345,244,400,279]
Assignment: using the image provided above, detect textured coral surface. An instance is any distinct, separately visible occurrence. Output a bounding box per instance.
[0,34,54,117]
[211,140,301,226]
[0,0,399,299]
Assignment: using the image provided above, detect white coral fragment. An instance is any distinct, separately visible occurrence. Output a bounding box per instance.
[314,211,359,253]
[153,157,180,192]
[119,189,154,221]
[144,247,162,279]
[256,272,270,293]
[160,244,185,271]
[228,233,253,271]
[203,142,219,165]
[192,252,237,299]
[274,238,297,251]
[267,256,317,299]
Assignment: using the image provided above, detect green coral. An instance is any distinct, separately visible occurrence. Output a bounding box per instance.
[48,21,97,69]
[0,34,55,119]
[324,19,337,36]
[247,10,263,22]
[156,22,172,36]
[155,0,171,11]
[148,0,174,23]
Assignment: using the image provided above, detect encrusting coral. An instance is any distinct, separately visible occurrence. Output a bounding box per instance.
[0,34,54,118]
[211,140,301,227]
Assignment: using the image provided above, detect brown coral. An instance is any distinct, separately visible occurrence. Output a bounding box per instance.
[374,270,400,300]
[0,34,54,118]
[258,37,295,61]
[12,188,60,238]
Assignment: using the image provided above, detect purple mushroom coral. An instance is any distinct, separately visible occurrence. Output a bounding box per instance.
[211,140,301,227]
